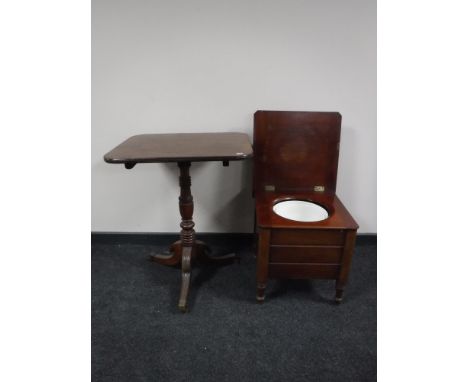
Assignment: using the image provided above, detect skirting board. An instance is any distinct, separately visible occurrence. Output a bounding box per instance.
[91,232,376,246]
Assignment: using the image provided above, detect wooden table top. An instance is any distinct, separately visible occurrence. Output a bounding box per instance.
[104,133,253,163]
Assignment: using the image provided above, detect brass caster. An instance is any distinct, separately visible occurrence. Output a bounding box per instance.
[178,303,188,313]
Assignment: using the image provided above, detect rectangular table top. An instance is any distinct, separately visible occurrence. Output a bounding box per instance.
[104,133,253,163]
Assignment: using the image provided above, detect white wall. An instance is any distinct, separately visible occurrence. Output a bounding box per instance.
[92,0,376,233]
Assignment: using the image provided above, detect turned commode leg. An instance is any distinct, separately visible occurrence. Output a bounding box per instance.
[335,230,357,303]
[256,229,270,302]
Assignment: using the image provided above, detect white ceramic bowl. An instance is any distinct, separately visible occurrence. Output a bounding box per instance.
[272,200,329,222]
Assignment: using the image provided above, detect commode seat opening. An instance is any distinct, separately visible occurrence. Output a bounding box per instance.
[272,200,329,222]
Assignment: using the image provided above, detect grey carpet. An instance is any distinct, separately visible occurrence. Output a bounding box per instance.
[92,237,376,382]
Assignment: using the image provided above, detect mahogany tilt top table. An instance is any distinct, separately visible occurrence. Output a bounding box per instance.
[104,133,253,312]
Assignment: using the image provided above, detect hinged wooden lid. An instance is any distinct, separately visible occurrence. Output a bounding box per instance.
[253,111,341,196]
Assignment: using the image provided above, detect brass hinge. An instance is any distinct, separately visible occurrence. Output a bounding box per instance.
[314,185,325,192]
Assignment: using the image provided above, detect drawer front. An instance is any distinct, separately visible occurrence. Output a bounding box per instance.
[269,263,340,279]
[269,245,343,264]
[270,229,345,246]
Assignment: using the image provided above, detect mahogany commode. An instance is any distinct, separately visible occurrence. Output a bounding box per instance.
[253,111,359,303]
[104,132,253,312]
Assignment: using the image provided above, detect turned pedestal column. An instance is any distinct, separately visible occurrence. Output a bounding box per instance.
[149,162,238,312]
